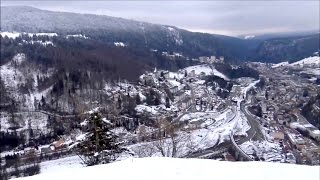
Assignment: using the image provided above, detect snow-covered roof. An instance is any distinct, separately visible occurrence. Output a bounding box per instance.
[135,104,158,115]
[312,130,320,135]
[86,107,100,114]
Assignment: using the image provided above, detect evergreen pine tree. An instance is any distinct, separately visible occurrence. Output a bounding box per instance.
[117,96,122,109]
[165,96,170,108]
[77,111,125,166]
[154,97,160,106]
[135,94,141,105]
[146,92,153,106]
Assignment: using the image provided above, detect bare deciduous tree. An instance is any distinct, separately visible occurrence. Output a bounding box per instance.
[132,118,194,158]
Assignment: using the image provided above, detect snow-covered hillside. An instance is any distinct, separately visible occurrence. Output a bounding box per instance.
[0,31,57,47]
[166,26,183,45]
[0,53,54,110]
[272,56,320,68]
[290,56,320,66]
[0,53,55,137]
[17,157,319,180]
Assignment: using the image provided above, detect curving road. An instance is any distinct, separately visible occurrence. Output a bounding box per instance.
[240,100,265,141]
[228,80,264,160]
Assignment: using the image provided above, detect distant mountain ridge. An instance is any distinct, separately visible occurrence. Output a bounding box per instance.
[239,31,319,40]
[1,6,319,63]
[253,33,320,63]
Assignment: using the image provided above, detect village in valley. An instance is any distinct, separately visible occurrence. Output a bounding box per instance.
[1,51,319,178]
[0,2,319,179]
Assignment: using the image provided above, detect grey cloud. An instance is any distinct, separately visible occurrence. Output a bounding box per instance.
[1,1,319,36]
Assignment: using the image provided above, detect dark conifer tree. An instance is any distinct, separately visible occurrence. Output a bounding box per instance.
[135,94,141,105]
[117,96,122,109]
[165,96,170,108]
[154,97,160,106]
[77,111,125,166]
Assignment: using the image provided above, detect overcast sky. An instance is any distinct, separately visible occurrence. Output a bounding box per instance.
[1,1,319,36]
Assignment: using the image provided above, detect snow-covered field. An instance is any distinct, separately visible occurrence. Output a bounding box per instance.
[0,112,49,134]
[39,156,83,174]
[272,56,320,68]
[17,157,319,180]
[180,112,218,122]
[0,53,55,111]
[290,56,320,66]
[183,65,229,80]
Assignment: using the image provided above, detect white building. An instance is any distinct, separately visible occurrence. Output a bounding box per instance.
[175,91,186,102]
[189,70,196,77]
[219,56,224,62]
[199,56,208,62]
[181,97,192,109]
[170,86,179,94]
[163,71,170,79]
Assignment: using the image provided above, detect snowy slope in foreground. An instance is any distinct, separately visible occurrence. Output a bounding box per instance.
[18,157,318,180]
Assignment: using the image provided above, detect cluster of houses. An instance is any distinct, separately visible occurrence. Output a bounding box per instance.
[160,51,225,65]
[250,73,320,165]
[257,109,320,165]
[38,139,70,155]
[139,68,196,111]
[285,127,320,165]
[289,121,320,142]
[160,50,226,65]
[230,73,319,165]
[264,77,319,137]
[138,65,230,114]
[161,51,184,60]
[197,56,224,64]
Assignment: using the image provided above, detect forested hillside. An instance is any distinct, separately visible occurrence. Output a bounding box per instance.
[1,6,319,63]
